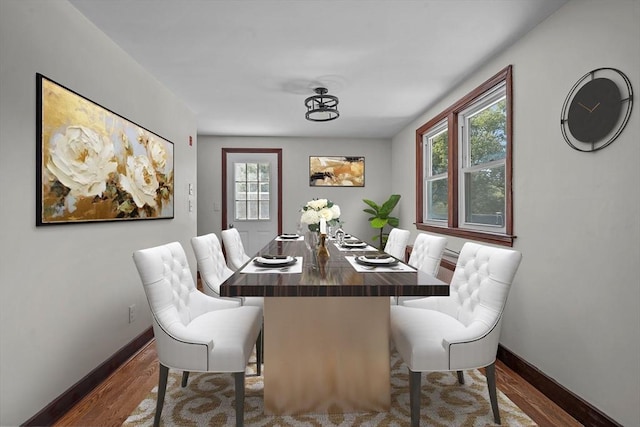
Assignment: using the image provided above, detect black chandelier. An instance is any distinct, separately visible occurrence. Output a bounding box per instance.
[305,87,339,122]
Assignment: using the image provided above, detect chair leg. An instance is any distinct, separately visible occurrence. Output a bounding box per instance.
[261,321,265,361]
[154,364,169,427]
[234,371,245,427]
[456,370,465,384]
[256,330,262,376]
[181,371,190,387]
[485,362,501,424]
[409,369,421,427]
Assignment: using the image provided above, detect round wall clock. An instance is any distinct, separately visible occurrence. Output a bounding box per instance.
[561,67,633,152]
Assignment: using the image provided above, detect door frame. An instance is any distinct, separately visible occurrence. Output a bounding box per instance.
[221,147,283,235]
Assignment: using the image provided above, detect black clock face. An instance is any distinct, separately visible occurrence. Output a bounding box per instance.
[567,78,622,142]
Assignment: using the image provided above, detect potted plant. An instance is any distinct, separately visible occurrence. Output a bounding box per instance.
[363,194,401,250]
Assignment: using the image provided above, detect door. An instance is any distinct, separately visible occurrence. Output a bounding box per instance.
[222,148,282,256]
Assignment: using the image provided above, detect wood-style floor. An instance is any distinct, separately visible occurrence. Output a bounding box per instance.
[53,339,581,427]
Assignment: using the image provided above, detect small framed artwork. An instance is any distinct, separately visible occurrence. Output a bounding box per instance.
[309,156,365,187]
[36,73,174,225]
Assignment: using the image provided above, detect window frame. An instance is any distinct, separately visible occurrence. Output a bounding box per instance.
[423,121,449,224]
[233,161,271,221]
[415,65,514,246]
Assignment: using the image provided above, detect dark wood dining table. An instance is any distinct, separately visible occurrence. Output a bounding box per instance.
[220,235,449,416]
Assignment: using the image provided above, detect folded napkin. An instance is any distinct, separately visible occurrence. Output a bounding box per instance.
[333,242,377,252]
[240,256,303,274]
[275,234,304,241]
[345,256,416,273]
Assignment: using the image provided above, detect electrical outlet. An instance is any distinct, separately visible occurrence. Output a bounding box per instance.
[128,304,136,323]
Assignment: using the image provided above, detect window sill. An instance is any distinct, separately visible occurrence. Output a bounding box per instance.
[415,223,515,247]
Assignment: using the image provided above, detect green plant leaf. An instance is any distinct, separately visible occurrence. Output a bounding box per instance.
[363,194,401,245]
[379,194,401,216]
[362,199,380,211]
[370,218,388,228]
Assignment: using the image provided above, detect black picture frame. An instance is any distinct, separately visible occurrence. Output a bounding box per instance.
[36,73,174,225]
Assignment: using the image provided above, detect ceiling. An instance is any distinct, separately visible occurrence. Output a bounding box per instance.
[69,0,567,139]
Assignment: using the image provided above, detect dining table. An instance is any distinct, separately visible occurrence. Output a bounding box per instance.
[220,233,449,416]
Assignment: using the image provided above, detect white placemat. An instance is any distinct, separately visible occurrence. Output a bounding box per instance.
[274,235,304,242]
[345,256,416,273]
[240,256,303,274]
[333,242,378,252]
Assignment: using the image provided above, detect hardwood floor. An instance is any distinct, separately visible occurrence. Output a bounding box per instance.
[54,339,580,427]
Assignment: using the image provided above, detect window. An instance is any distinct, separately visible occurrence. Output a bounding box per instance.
[234,162,270,220]
[416,65,513,246]
[424,122,448,222]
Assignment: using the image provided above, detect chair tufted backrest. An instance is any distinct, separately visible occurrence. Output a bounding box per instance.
[133,242,197,327]
[407,233,448,276]
[221,228,251,271]
[191,233,234,297]
[446,242,522,327]
[384,228,411,259]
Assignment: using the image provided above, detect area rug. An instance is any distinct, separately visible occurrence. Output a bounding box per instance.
[123,350,536,426]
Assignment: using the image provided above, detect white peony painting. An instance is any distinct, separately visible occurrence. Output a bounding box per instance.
[36,74,174,224]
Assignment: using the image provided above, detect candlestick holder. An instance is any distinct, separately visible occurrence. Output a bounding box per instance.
[317,233,330,259]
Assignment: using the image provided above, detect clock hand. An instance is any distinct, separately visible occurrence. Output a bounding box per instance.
[577,102,593,112]
[590,102,601,112]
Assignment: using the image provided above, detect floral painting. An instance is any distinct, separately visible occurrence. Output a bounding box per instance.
[309,156,364,187]
[36,74,174,225]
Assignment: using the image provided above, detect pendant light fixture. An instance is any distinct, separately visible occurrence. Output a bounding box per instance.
[305,87,339,122]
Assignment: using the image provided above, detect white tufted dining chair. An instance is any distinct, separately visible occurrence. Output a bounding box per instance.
[407,233,448,275]
[390,242,522,426]
[383,228,411,260]
[191,233,264,367]
[221,228,251,271]
[133,241,262,427]
[191,233,263,307]
[395,233,447,305]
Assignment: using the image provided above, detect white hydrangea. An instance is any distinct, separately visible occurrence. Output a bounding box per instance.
[307,198,328,210]
[300,198,341,231]
[330,204,341,220]
[318,207,334,221]
[300,209,321,224]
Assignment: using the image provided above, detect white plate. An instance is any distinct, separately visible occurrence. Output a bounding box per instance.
[254,255,294,265]
[343,241,367,248]
[356,255,397,265]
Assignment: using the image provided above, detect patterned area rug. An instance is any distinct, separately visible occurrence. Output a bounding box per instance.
[123,350,536,426]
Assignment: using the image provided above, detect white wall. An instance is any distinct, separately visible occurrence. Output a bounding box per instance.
[392,1,639,425]
[197,136,393,244]
[0,1,198,424]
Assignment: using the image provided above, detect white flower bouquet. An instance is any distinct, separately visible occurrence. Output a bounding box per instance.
[300,198,341,232]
